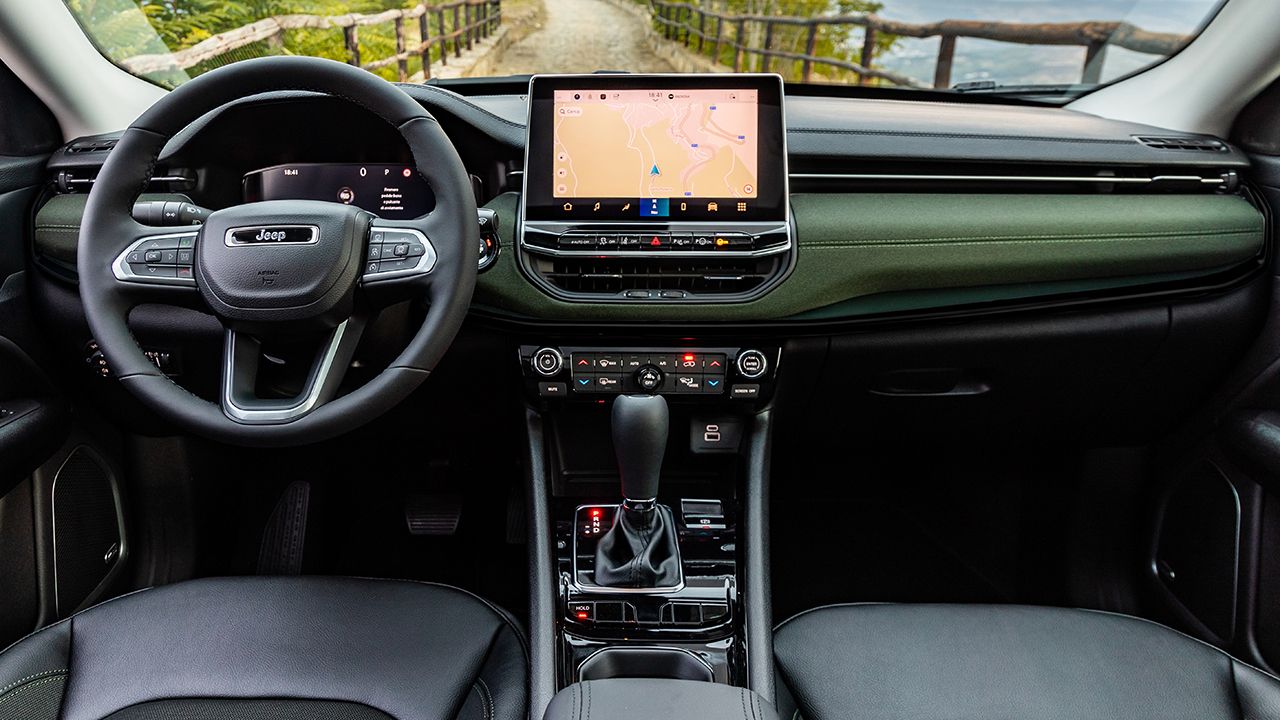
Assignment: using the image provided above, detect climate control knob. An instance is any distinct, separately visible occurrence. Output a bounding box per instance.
[532,347,564,377]
[635,365,664,392]
[736,349,768,379]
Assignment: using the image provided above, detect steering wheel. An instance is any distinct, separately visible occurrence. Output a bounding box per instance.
[78,57,478,447]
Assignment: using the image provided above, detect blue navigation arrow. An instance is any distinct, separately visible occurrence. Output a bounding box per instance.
[650,164,660,176]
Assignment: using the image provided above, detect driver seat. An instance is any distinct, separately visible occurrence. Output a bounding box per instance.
[0,576,527,720]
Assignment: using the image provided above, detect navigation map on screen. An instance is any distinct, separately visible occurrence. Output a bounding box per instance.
[552,88,758,203]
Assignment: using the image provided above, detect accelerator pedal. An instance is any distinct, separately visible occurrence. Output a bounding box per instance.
[257,480,310,575]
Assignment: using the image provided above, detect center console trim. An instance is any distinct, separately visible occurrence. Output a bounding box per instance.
[577,645,716,683]
[571,503,686,594]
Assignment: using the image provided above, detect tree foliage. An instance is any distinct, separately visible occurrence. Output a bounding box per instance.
[65,0,898,87]
[665,0,898,84]
[66,0,444,87]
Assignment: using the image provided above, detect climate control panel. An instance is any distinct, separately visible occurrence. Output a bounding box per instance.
[519,345,777,402]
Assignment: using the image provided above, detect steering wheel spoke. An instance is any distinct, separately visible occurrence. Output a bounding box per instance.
[221,316,367,425]
[111,228,201,294]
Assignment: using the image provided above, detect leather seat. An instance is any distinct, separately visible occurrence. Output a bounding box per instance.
[774,604,1280,720]
[0,576,527,720]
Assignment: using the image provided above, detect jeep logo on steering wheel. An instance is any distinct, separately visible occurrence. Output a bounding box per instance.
[226,225,318,246]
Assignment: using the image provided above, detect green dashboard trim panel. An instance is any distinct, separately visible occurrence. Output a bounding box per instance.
[475,192,1264,322]
[33,190,1265,322]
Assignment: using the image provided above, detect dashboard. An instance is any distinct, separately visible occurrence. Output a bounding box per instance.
[32,76,1262,325]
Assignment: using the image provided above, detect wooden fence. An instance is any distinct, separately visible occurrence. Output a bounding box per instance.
[649,0,1189,88]
[122,0,502,81]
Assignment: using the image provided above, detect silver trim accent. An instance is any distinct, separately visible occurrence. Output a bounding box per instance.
[362,225,438,281]
[64,175,192,187]
[224,224,319,247]
[221,320,350,424]
[571,504,686,595]
[111,231,199,287]
[622,497,657,512]
[531,347,564,377]
[789,172,1227,186]
[736,349,768,379]
[522,241,793,259]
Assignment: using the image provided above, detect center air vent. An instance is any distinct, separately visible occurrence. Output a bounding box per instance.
[548,256,772,295]
[525,253,790,302]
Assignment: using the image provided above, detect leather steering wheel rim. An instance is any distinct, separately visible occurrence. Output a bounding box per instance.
[78,57,478,447]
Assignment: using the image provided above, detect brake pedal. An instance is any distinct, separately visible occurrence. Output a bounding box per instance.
[405,493,463,536]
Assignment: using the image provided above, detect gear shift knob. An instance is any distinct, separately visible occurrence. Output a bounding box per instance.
[611,394,668,502]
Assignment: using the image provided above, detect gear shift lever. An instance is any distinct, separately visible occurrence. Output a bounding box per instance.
[612,394,668,507]
[593,395,683,588]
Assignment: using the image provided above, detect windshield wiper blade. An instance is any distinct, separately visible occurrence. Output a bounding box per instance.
[951,81,1089,96]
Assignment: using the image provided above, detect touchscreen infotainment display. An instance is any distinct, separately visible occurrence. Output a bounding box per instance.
[243,163,435,219]
[553,88,758,204]
[525,75,785,222]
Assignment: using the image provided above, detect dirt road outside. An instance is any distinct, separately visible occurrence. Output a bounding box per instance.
[490,0,675,74]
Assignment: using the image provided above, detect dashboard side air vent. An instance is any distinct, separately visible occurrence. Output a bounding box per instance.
[1137,136,1227,152]
[66,139,117,153]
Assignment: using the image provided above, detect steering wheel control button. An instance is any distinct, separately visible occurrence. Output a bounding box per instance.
[114,231,200,286]
[532,347,564,377]
[361,226,437,281]
[736,349,768,379]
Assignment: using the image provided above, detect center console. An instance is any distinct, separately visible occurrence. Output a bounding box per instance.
[518,339,779,688]
[518,73,784,720]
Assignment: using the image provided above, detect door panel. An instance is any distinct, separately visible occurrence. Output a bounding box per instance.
[0,60,68,649]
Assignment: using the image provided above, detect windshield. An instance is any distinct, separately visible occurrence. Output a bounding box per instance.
[64,0,1226,98]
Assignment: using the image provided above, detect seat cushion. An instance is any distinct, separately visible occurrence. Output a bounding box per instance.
[0,576,527,720]
[774,603,1280,720]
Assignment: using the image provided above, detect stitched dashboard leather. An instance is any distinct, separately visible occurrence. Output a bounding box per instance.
[474,191,1264,321]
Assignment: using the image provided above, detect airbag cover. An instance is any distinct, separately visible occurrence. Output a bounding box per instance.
[196,200,369,323]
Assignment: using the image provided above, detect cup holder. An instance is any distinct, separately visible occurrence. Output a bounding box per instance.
[578,647,715,683]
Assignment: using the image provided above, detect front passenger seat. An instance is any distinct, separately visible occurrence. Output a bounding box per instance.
[774,604,1280,720]
[0,576,526,720]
